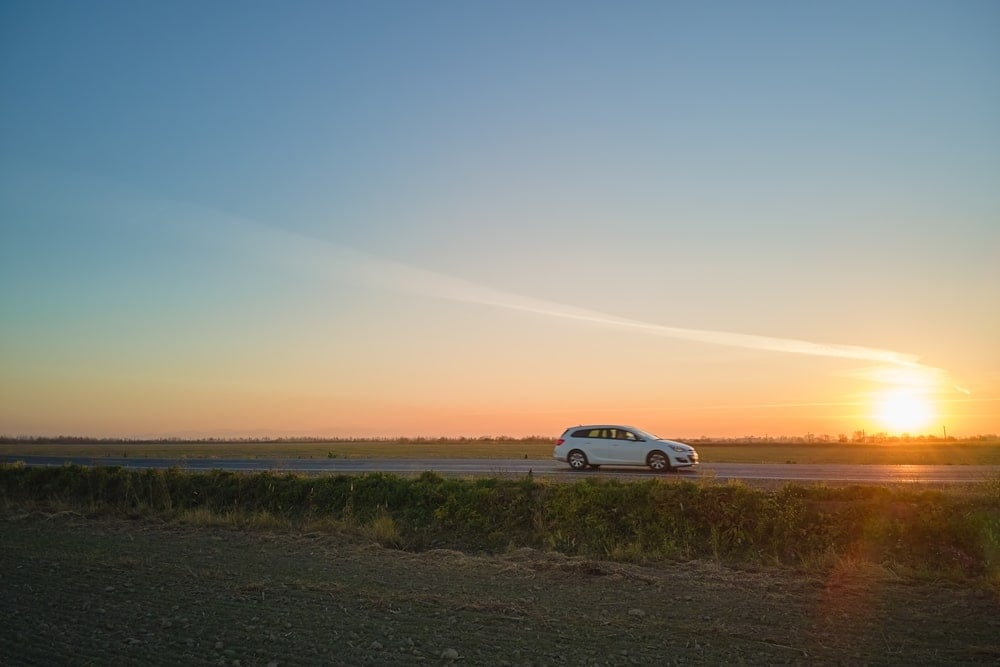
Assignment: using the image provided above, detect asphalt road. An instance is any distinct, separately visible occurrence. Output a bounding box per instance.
[3,455,997,484]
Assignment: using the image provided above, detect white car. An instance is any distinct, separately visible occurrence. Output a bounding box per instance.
[553,425,699,472]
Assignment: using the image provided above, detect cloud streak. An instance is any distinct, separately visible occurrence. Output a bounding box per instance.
[240,221,933,371]
[8,171,934,376]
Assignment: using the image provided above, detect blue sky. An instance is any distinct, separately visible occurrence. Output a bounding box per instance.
[1,1,998,437]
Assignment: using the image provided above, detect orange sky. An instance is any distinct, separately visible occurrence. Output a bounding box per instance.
[2,3,998,439]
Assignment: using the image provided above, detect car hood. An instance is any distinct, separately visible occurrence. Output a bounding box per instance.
[657,439,695,451]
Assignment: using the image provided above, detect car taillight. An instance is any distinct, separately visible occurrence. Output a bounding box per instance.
[555,438,564,446]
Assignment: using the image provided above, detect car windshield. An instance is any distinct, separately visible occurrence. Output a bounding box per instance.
[634,428,661,441]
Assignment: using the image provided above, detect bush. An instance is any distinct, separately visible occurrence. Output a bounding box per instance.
[1,464,997,579]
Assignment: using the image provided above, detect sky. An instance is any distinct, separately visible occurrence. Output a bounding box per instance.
[1,1,998,439]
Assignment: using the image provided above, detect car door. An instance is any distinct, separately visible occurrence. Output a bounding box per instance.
[575,428,609,463]
[604,428,641,464]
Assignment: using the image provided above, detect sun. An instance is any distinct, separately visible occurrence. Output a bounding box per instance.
[874,389,936,433]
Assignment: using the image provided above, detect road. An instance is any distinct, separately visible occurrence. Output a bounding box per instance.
[2,455,997,484]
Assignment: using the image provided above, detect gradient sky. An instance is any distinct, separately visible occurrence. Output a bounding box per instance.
[1,1,998,438]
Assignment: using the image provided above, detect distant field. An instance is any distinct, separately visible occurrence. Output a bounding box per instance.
[4,460,999,664]
[694,441,1000,465]
[2,438,999,465]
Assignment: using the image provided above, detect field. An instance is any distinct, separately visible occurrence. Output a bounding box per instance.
[3,437,1000,465]
[3,512,999,665]
[3,462,999,664]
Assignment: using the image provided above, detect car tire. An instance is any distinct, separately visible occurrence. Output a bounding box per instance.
[647,451,672,473]
[567,450,589,471]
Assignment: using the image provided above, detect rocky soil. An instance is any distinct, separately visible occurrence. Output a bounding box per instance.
[1,512,998,665]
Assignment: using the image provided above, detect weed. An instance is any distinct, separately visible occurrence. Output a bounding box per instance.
[2,463,997,579]
[366,507,402,548]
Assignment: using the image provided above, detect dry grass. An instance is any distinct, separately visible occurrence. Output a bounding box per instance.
[695,441,1000,465]
[3,437,999,465]
[0,439,551,460]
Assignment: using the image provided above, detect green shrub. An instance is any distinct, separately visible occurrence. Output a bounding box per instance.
[2,464,997,579]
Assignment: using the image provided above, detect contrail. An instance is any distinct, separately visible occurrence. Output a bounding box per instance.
[4,166,955,390]
[235,220,930,370]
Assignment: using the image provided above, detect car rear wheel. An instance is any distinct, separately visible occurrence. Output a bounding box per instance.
[567,450,588,471]
[647,451,671,473]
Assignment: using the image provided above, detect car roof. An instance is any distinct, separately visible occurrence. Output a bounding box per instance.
[568,424,640,431]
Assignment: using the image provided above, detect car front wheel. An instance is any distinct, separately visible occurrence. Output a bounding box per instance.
[647,451,672,473]
[567,450,589,471]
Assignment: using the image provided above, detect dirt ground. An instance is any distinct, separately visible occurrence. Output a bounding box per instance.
[2,513,998,666]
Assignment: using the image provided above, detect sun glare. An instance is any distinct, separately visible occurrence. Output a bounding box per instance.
[874,389,936,433]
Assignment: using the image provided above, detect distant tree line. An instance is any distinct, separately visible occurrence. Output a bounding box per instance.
[2,433,996,445]
[0,435,556,445]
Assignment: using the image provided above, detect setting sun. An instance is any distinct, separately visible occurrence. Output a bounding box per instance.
[875,389,936,434]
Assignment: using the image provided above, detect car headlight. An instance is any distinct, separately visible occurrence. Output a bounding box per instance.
[669,445,689,453]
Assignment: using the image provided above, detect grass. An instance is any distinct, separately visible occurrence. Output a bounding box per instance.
[693,440,1000,465]
[0,439,552,461]
[2,463,998,583]
[2,437,999,464]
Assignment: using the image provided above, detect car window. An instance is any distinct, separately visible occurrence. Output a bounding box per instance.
[571,428,640,440]
[571,428,639,440]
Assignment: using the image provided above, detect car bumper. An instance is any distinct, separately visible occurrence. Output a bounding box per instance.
[669,453,699,467]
